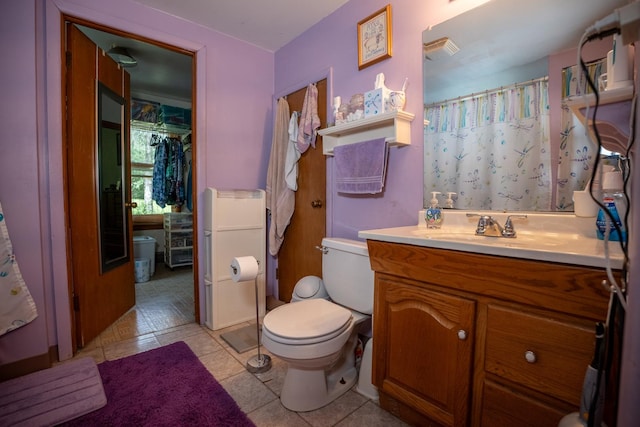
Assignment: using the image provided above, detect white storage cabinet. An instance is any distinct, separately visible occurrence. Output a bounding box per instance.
[163,212,193,269]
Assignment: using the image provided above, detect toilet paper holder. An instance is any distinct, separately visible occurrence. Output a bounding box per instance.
[229,257,271,373]
[230,259,260,276]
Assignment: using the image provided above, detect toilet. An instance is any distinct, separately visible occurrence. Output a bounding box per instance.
[261,237,375,412]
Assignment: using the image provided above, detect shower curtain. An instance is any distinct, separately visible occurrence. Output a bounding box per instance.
[424,79,551,211]
[0,201,38,336]
[555,60,606,211]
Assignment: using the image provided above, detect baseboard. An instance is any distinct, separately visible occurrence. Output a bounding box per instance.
[0,345,57,382]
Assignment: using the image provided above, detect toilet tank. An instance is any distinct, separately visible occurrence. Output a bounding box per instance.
[321,238,374,314]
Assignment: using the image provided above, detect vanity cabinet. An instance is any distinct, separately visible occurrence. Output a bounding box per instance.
[366,240,613,427]
[375,276,475,426]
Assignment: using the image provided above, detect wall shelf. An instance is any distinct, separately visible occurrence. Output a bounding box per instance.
[565,85,633,153]
[318,110,415,156]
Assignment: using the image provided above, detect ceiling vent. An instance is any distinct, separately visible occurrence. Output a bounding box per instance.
[423,37,459,60]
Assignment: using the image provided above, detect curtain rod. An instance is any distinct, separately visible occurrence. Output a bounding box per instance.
[424,76,549,109]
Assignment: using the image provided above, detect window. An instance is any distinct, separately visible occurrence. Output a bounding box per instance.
[130,125,172,216]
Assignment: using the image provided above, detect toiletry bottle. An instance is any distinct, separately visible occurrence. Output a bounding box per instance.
[425,192,443,229]
[595,171,627,242]
[445,192,456,209]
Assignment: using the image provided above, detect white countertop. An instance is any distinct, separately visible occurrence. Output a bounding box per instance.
[358,210,625,269]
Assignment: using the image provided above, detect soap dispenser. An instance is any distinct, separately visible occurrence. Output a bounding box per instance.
[445,192,456,209]
[425,192,443,229]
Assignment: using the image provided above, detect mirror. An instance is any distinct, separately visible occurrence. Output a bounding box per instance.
[422,0,627,210]
[98,81,129,272]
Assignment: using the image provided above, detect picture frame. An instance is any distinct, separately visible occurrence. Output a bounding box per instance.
[357,4,392,70]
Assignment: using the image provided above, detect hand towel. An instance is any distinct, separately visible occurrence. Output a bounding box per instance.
[285,111,301,191]
[334,137,388,194]
[266,98,295,256]
[296,84,320,154]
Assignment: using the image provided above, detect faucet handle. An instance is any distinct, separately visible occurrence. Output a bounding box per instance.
[502,215,528,238]
[466,213,493,235]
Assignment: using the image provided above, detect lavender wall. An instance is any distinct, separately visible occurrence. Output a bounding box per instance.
[274,0,489,240]
[0,0,274,364]
[0,0,50,366]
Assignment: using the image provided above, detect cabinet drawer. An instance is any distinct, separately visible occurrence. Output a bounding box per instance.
[484,305,595,405]
[480,380,570,427]
[163,212,193,230]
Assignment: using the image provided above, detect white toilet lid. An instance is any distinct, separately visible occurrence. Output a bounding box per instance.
[263,299,352,343]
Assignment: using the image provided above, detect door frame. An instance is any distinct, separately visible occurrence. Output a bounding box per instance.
[61,14,200,353]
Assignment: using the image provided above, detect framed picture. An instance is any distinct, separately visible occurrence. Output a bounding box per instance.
[357,4,392,70]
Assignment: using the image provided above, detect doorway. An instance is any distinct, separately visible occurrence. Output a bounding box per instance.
[277,80,327,302]
[64,17,198,351]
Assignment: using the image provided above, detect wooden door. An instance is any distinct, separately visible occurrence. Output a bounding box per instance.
[66,24,135,348]
[277,80,327,302]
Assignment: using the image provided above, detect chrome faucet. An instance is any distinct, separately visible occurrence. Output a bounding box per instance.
[466,213,528,238]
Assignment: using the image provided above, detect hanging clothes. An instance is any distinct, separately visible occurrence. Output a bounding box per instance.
[296,83,320,154]
[266,97,295,256]
[152,136,186,208]
[152,135,168,208]
[165,137,185,206]
[285,111,301,191]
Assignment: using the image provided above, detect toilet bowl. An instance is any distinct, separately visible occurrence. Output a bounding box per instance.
[261,238,374,412]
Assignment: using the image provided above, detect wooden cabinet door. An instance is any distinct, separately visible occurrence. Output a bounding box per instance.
[374,274,476,427]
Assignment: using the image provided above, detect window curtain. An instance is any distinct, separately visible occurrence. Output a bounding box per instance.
[555,60,606,211]
[424,78,551,211]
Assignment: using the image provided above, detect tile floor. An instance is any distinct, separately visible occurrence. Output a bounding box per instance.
[70,263,409,427]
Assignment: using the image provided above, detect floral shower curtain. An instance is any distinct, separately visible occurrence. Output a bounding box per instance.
[424,79,551,211]
[555,60,606,211]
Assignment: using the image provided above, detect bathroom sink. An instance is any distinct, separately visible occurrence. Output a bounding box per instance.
[358,210,624,269]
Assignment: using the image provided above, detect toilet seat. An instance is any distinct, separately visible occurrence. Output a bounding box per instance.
[263,299,352,345]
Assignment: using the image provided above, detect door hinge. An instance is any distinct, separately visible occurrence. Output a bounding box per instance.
[73,294,80,312]
[275,268,279,280]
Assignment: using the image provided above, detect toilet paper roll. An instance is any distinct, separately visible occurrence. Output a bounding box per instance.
[230,256,259,282]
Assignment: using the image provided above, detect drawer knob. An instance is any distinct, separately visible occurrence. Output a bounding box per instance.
[457,330,467,340]
[524,350,537,363]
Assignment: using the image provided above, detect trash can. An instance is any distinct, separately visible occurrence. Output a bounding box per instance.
[133,235,156,276]
[134,258,150,283]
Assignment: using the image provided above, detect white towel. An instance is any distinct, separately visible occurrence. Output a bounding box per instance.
[285,111,301,191]
[266,98,295,256]
[296,84,320,154]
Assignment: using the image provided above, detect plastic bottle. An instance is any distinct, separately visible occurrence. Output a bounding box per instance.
[445,192,456,209]
[425,192,442,229]
[595,170,627,242]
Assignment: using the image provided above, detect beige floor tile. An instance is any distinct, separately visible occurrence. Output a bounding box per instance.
[198,346,247,381]
[158,329,224,356]
[335,401,409,427]
[102,333,162,360]
[218,371,278,414]
[298,390,369,427]
[248,399,312,427]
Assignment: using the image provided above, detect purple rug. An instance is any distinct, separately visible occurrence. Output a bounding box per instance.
[60,341,255,426]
